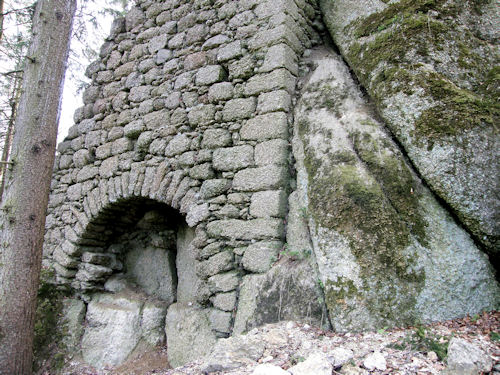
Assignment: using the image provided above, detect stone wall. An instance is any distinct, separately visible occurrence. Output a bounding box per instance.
[44,0,321,342]
[44,0,499,368]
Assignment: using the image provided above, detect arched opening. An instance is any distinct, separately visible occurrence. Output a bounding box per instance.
[74,197,201,368]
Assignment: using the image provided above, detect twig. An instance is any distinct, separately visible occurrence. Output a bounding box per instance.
[1,70,23,76]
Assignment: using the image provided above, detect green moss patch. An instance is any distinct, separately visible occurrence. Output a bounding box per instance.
[414,72,499,142]
[33,268,69,372]
[343,0,497,144]
[351,0,442,38]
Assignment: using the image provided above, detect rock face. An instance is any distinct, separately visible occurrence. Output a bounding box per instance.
[292,45,499,331]
[165,303,217,368]
[81,290,167,368]
[44,0,499,368]
[319,0,500,261]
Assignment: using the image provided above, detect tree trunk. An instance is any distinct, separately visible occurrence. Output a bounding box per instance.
[0,0,76,373]
[0,0,4,42]
[0,73,22,200]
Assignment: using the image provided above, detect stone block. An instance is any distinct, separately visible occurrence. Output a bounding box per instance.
[99,156,119,178]
[211,292,237,311]
[217,41,243,62]
[197,251,234,278]
[129,85,151,102]
[184,51,207,70]
[244,69,296,96]
[165,134,191,157]
[200,242,223,260]
[125,246,177,304]
[200,179,231,199]
[73,149,91,168]
[82,293,143,368]
[202,34,229,50]
[53,246,78,268]
[208,271,240,293]
[165,303,217,368]
[261,43,298,75]
[174,71,193,90]
[248,25,302,54]
[241,241,282,273]
[189,163,215,180]
[112,137,133,154]
[233,165,288,191]
[196,65,226,86]
[201,128,232,149]
[148,34,168,53]
[240,112,288,141]
[223,98,256,121]
[208,82,234,102]
[155,48,172,64]
[76,166,99,182]
[213,145,254,171]
[186,204,210,228]
[188,104,216,127]
[257,90,291,114]
[250,190,287,218]
[255,139,289,165]
[206,218,285,240]
[124,120,144,139]
[209,309,232,333]
[95,143,112,160]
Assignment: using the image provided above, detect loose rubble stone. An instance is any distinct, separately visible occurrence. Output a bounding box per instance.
[445,338,493,375]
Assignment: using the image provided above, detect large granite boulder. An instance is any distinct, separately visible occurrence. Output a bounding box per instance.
[320,0,500,263]
[292,45,499,331]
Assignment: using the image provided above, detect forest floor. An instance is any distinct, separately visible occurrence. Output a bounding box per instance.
[55,311,500,375]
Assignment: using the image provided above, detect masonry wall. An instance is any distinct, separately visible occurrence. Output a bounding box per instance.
[44,0,322,337]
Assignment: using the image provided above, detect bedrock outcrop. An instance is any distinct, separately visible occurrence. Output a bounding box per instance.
[320,0,500,262]
[292,45,499,331]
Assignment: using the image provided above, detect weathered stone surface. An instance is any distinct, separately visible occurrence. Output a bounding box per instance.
[240,112,288,141]
[363,351,387,372]
[200,179,231,199]
[250,190,287,218]
[197,250,234,278]
[233,261,326,335]
[81,293,143,368]
[289,352,333,375]
[321,0,500,257]
[233,165,288,192]
[202,334,266,373]
[201,128,232,149]
[223,98,256,121]
[165,303,217,368]
[293,46,499,331]
[124,245,177,303]
[62,299,86,351]
[176,224,203,302]
[213,145,254,171]
[445,338,493,375]
[208,271,240,293]
[253,364,289,375]
[196,65,226,86]
[241,241,282,273]
[207,219,284,240]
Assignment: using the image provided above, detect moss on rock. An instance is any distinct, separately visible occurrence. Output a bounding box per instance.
[321,0,500,256]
